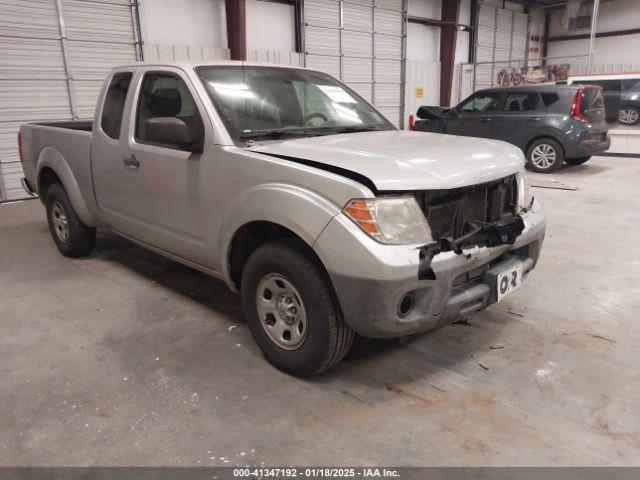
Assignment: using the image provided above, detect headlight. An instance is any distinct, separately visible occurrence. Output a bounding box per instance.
[343,196,432,245]
[517,169,533,212]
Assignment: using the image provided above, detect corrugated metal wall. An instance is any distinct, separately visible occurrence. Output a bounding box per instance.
[474,2,528,90]
[0,0,140,201]
[304,0,405,126]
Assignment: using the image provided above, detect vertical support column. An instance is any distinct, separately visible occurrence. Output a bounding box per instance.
[294,0,304,54]
[439,0,461,106]
[587,0,600,72]
[54,0,78,119]
[131,0,144,61]
[541,10,550,65]
[226,0,247,61]
[399,0,408,129]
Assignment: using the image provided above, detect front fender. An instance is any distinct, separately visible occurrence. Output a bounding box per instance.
[218,183,341,288]
[37,147,99,226]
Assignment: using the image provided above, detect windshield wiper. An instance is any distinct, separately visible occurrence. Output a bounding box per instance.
[239,128,317,140]
[320,125,384,134]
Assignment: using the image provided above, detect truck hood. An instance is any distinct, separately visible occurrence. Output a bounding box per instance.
[248,130,524,192]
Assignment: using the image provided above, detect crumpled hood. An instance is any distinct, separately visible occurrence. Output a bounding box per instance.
[248,130,524,191]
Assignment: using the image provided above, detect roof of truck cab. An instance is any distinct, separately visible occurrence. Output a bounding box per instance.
[110,61,313,71]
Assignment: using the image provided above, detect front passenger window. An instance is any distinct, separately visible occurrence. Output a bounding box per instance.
[135,73,204,152]
[460,93,501,112]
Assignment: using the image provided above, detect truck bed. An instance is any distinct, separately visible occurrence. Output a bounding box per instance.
[31,120,93,131]
[20,121,95,219]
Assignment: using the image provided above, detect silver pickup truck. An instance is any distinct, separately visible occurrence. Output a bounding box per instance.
[19,62,546,375]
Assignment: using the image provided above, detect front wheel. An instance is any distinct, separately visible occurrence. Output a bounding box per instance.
[241,240,354,376]
[565,156,591,166]
[45,183,96,257]
[526,138,564,173]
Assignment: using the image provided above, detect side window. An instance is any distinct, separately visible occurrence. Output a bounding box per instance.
[460,93,501,112]
[101,72,132,139]
[135,73,204,151]
[504,93,541,112]
[622,79,640,91]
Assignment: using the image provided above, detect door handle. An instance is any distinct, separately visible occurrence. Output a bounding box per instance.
[528,117,541,123]
[122,154,139,169]
[481,117,492,123]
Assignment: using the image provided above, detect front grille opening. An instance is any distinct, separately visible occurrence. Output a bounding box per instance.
[414,175,518,241]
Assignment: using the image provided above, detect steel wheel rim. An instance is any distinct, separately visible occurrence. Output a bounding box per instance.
[256,273,307,350]
[531,144,557,169]
[51,201,69,243]
[619,108,639,125]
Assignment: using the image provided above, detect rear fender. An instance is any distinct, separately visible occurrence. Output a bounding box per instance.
[37,147,99,226]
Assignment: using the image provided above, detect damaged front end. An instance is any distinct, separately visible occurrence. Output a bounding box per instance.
[414,174,525,280]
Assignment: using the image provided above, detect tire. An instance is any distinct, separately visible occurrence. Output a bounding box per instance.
[565,156,591,166]
[619,106,640,125]
[45,183,96,258]
[241,240,354,376]
[526,138,564,173]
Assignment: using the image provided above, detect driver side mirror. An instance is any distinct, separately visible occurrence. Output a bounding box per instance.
[145,117,202,153]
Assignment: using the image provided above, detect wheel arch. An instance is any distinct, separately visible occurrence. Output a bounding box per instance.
[219,183,343,291]
[36,147,99,226]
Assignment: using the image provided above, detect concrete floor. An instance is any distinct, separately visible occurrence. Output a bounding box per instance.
[1,155,639,466]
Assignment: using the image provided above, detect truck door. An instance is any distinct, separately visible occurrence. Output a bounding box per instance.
[92,67,213,266]
[489,91,543,149]
[446,91,503,138]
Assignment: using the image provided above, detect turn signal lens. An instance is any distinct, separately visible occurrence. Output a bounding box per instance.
[343,196,432,245]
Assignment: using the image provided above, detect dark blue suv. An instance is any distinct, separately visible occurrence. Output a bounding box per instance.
[413,85,611,173]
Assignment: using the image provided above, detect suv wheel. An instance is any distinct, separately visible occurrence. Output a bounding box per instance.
[45,183,96,257]
[241,240,354,376]
[527,138,564,173]
[619,106,640,125]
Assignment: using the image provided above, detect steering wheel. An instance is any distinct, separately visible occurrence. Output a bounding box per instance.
[304,112,328,127]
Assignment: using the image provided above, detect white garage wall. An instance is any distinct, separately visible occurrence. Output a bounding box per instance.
[138,0,229,60]
[139,0,227,47]
[546,0,640,69]
[246,0,296,53]
[0,0,140,201]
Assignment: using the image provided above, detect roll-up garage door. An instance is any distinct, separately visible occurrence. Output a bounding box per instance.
[304,0,405,127]
[0,0,141,201]
[474,3,528,90]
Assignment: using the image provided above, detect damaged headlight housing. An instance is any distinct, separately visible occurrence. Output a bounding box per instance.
[517,168,533,212]
[343,196,433,245]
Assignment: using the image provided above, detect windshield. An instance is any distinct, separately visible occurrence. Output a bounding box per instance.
[196,66,394,143]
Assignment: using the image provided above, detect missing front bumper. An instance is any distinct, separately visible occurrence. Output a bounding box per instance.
[419,213,525,280]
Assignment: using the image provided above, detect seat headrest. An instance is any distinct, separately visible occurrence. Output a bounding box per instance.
[509,100,521,111]
[150,88,182,117]
[522,96,537,110]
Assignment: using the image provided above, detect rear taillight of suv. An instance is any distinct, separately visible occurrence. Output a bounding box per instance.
[570,85,604,123]
[570,86,589,122]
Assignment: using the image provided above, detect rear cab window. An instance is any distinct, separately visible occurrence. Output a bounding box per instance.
[101,72,133,139]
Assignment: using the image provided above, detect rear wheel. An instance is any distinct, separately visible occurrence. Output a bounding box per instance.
[526,138,564,173]
[45,183,96,257]
[241,240,354,376]
[619,106,640,125]
[565,156,591,166]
